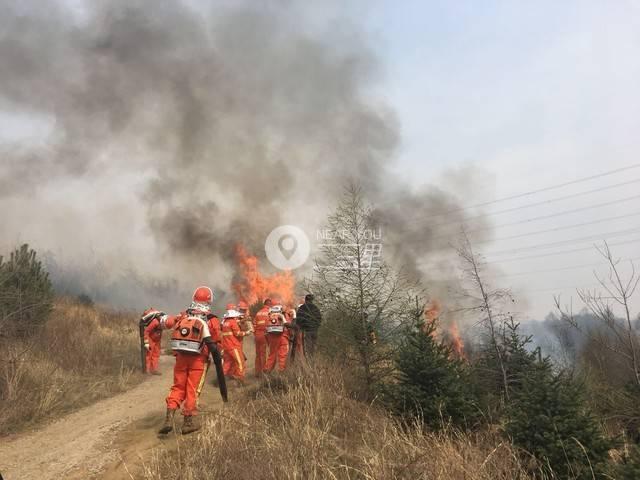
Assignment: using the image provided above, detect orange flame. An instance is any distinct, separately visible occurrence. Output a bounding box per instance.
[448,321,465,359]
[232,244,295,307]
[423,299,466,359]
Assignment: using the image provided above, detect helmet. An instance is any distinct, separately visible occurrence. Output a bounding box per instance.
[238,300,248,311]
[264,298,273,306]
[190,286,213,314]
[193,286,214,304]
[224,309,242,319]
[269,305,283,314]
[226,303,237,311]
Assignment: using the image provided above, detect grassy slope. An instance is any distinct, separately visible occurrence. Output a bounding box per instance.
[0,298,143,435]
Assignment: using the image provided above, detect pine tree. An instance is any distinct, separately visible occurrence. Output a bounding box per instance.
[505,359,611,479]
[0,244,53,336]
[383,316,478,430]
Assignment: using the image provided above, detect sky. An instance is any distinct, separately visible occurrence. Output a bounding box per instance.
[364,0,640,319]
[0,0,638,321]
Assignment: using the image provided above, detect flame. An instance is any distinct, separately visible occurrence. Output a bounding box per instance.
[448,321,465,359]
[232,244,295,307]
[423,299,466,359]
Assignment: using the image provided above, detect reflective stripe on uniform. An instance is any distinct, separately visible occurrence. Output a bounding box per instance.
[196,362,209,397]
[222,332,234,336]
[170,339,203,353]
[233,349,244,373]
[255,321,266,325]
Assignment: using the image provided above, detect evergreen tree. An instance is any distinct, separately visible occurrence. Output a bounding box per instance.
[505,359,611,479]
[383,317,478,430]
[0,244,53,336]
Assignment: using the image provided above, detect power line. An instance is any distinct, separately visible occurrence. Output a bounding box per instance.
[483,237,640,263]
[382,163,640,219]
[486,227,640,256]
[421,178,640,228]
[493,256,640,278]
[470,211,640,245]
[429,194,640,240]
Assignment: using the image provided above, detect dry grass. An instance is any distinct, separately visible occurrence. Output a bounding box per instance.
[144,364,534,480]
[0,297,142,435]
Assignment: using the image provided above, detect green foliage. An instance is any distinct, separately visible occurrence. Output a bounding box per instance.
[0,244,53,336]
[611,445,640,480]
[382,318,479,430]
[505,360,611,479]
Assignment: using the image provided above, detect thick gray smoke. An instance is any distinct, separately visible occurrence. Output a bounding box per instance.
[0,0,488,311]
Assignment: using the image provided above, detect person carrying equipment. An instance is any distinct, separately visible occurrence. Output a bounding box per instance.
[140,308,164,375]
[156,286,227,435]
[221,305,250,383]
[253,298,271,377]
[264,303,291,373]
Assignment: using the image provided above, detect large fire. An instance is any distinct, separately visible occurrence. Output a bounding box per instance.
[423,299,466,360]
[232,244,295,306]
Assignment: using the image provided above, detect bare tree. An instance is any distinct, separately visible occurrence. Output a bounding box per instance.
[309,184,422,398]
[455,231,513,399]
[555,241,640,387]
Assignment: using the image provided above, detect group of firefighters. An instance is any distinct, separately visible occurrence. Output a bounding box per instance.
[140,286,322,434]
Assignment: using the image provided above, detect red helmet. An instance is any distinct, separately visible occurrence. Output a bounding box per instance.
[226,303,237,311]
[190,286,214,314]
[193,286,214,305]
[238,300,248,310]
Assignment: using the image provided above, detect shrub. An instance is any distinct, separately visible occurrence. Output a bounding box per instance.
[0,244,53,337]
[382,319,479,430]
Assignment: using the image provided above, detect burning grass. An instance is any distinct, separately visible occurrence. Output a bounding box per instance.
[0,297,142,435]
[143,363,532,480]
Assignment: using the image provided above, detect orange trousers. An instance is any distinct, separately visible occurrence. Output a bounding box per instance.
[223,347,245,380]
[166,353,208,416]
[254,333,268,376]
[145,337,161,373]
[264,333,289,372]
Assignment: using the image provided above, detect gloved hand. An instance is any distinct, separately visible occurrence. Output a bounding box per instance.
[144,342,150,351]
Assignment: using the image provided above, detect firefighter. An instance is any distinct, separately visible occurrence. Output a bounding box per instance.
[264,303,291,373]
[253,298,271,377]
[157,286,226,435]
[221,305,249,383]
[141,307,163,375]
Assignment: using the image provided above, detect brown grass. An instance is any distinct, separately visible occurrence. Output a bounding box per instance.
[0,297,142,435]
[143,364,534,480]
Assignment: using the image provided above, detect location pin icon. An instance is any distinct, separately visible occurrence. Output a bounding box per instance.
[278,234,298,260]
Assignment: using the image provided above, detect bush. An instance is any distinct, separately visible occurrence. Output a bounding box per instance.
[0,297,142,434]
[505,361,611,479]
[0,244,53,336]
[382,319,479,430]
[145,363,534,480]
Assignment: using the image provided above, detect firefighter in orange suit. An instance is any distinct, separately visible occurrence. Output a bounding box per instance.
[264,303,291,373]
[157,286,226,435]
[221,305,249,383]
[141,308,163,375]
[253,298,271,377]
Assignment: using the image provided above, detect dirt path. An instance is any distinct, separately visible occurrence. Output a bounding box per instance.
[0,354,230,480]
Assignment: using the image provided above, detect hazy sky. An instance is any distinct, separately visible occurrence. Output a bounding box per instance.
[1,1,638,320]
[365,0,640,319]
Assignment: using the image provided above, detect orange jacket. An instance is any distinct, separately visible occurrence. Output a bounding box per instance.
[143,317,163,343]
[221,318,245,350]
[253,306,270,335]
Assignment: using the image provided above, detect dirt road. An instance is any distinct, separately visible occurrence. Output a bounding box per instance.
[0,354,230,480]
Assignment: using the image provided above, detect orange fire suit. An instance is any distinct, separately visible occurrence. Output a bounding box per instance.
[253,306,270,376]
[164,313,218,416]
[143,317,163,373]
[264,312,290,372]
[221,318,247,380]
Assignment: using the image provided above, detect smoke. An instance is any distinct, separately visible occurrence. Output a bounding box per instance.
[0,0,489,311]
